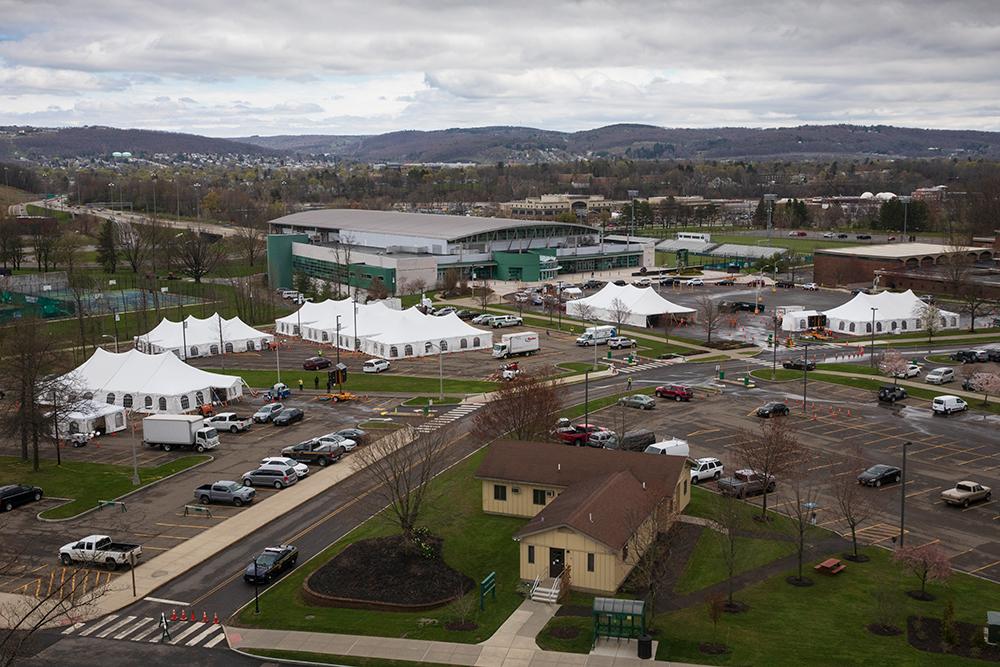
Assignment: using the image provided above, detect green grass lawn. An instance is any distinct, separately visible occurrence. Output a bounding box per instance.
[816,362,883,376]
[925,355,959,365]
[708,233,864,255]
[556,361,604,374]
[25,204,74,223]
[674,530,796,594]
[535,616,594,653]
[877,334,1000,349]
[235,448,527,643]
[243,650,454,667]
[0,455,209,519]
[205,368,497,395]
[401,396,462,406]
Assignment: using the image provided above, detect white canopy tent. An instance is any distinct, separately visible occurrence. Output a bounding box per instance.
[60,349,244,413]
[822,290,960,337]
[62,400,127,436]
[781,310,824,332]
[566,283,695,328]
[275,300,336,336]
[135,313,273,358]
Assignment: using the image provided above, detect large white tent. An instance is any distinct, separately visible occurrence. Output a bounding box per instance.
[566,283,695,328]
[60,349,244,413]
[822,290,960,337]
[63,400,127,436]
[276,299,493,358]
[135,313,273,358]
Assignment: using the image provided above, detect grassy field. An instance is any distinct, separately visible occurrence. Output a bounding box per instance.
[243,650,454,667]
[25,204,74,223]
[205,368,497,395]
[0,455,209,519]
[235,448,526,643]
[708,233,865,255]
[401,396,462,406]
[0,185,33,210]
[816,362,883,376]
[674,530,797,594]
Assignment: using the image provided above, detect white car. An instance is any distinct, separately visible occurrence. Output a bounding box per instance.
[892,364,921,379]
[801,282,819,290]
[690,457,724,484]
[822,232,835,238]
[471,313,494,325]
[260,456,309,479]
[682,278,704,287]
[318,433,358,451]
[363,359,390,373]
[633,278,652,287]
[932,395,968,415]
[608,336,637,350]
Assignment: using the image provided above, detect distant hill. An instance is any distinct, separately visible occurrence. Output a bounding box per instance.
[0,126,282,159]
[237,123,1000,162]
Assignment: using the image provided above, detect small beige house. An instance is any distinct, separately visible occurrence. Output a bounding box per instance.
[475,440,689,595]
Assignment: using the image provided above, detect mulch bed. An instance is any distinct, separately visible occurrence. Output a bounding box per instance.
[555,605,591,618]
[785,576,814,587]
[723,601,750,614]
[906,590,936,601]
[843,553,870,563]
[306,535,473,607]
[549,626,581,640]
[699,642,730,655]
[907,616,1000,662]
[867,623,902,637]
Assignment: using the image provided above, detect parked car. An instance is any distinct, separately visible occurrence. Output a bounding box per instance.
[950,350,979,363]
[334,427,368,444]
[58,535,142,569]
[891,364,921,379]
[455,310,475,320]
[837,233,849,239]
[782,358,816,371]
[925,368,955,385]
[774,280,794,288]
[633,278,652,287]
[471,313,495,325]
[272,407,304,426]
[801,282,819,291]
[244,544,299,584]
[655,384,694,401]
[857,464,901,487]
[932,395,968,415]
[689,458,724,484]
[718,469,775,498]
[972,349,990,362]
[253,403,284,423]
[242,466,298,489]
[716,278,735,286]
[207,412,252,433]
[756,402,790,418]
[586,430,619,449]
[608,336,637,350]
[434,306,457,317]
[0,484,43,512]
[280,438,319,456]
[919,294,935,303]
[681,278,704,287]
[553,422,608,446]
[288,442,346,467]
[491,315,523,328]
[940,481,991,507]
[618,394,656,410]
[194,481,255,506]
[317,432,357,451]
[822,232,835,238]
[986,348,1000,362]
[878,385,908,403]
[303,356,332,371]
[260,456,309,479]
[616,429,657,451]
[856,234,872,240]
[583,279,604,290]
[363,359,391,373]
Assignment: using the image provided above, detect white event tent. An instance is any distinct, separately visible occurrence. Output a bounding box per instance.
[566,283,695,328]
[63,400,127,436]
[135,313,273,358]
[275,298,493,359]
[60,349,244,413]
[822,290,959,337]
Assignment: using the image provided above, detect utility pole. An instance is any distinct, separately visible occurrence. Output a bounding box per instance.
[802,342,811,413]
[899,441,910,546]
[899,195,911,241]
[870,307,878,368]
[218,314,225,370]
[764,193,777,239]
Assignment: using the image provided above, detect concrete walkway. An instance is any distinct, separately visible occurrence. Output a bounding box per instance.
[227,599,705,667]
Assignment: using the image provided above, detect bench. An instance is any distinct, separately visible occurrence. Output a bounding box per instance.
[814,558,846,575]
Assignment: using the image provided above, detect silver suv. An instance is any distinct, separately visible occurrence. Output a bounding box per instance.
[690,457,724,484]
[242,466,298,489]
[253,403,284,423]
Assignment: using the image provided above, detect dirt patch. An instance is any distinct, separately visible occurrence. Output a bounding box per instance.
[843,553,871,563]
[723,601,750,614]
[906,590,936,602]
[907,616,1000,662]
[549,626,581,640]
[303,535,473,611]
[867,623,902,637]
[785,576,814,587]
[444,620,478,631]
[699,642,730,655]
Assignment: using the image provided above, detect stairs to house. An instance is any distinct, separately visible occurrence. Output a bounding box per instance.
[530,576,561,603]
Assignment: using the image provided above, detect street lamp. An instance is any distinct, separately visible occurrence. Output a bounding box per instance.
[898,195,912,240]
[335,315,342,391]
[181,319,188,360]
[899,440,911,547]
[101,334,119,353]
[763,193,777,238]
[584,369,590,428]
[801,342,811,413]
[174,172,181,219]
[252,558,260,614]
[870,307,878,368]
[427,341,445,401]
[193,183,202,219]
[108,182,115,209]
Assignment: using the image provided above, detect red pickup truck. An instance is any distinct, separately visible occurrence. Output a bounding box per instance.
[553,423,608,446]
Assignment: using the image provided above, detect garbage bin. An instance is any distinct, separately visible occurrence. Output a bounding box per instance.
[719,370,725,380]
[637,634,652,660]
[607,350,612,359]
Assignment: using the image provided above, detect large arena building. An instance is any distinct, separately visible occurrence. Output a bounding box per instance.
[267,209,651,292]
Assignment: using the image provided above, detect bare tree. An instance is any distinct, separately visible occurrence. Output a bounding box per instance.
[912,301,942,355]
[472,369,563,441]
[367,276,389,301]
[878,349,909,386]
[474,281,493,311]
[175,229,227,283]
[608,297,633,329]
[116,223,153,273]
[440,267,460,296]
[232,219,266,268]
[830,448,877,562]
[893,543,951,601]
[782,460,820,585]
[735,417,802,520]
[715,490,745,609]
[958,283,995,333]
[661,313,678,348]
[350,426,450,550]
[696,294,723,345]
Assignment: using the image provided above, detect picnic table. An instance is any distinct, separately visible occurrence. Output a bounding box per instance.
[814,558,846,575]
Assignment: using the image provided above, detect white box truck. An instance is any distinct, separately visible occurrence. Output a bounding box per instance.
[575,325,617,346]
[492,332,540,359]
[143,415,220,453]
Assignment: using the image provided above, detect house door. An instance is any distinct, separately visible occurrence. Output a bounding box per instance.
[549,547,565,578]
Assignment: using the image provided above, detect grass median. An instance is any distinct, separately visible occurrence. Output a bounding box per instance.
[0,455,210,519]
[243,650,454,667]
[205,368,497,395]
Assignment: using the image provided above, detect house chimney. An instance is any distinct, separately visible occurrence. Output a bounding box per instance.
[589,513,593,522]
[642,481,646,490]
[557,463,561,471]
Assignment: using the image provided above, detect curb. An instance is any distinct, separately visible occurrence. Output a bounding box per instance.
[229,645,356,667]
[35,454,216,523]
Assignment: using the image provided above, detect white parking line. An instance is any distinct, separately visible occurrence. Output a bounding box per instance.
[77,615,119,637]
[96,615,136,638]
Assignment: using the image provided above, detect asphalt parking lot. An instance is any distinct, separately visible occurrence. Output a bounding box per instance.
[577,376,1000,582]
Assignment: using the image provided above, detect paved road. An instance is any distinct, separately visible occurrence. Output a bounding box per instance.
[26,196,240,238]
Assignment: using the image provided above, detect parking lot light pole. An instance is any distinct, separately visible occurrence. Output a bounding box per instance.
[763,193,777,239]
[253,560,260,614]
[584,370,590,428]
[335,315,341,370]
[802,342,811,413]
[899,195,911,240]
[771,315,778,380]
[275,341,282,385]
[899,440,911,547]
[870,307,878,367]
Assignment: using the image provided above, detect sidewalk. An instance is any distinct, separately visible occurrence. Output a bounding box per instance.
[227,599,705,667]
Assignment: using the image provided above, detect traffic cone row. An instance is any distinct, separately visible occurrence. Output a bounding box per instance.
[213,613,220,625]
[170,609,177,622]
[202,611,209,623]
[179,609,186,621]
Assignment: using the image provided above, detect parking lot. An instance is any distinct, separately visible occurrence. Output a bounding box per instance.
[575,375,1000,582]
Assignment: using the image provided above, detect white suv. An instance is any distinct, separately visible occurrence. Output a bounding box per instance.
[363,359,390,373]
[491,315,523,328]
[260,456,309,479]
[689,457,724,484]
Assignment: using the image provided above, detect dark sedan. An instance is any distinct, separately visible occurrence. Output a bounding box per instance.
[303,356,332,370]
[857,464,902,488]
[0,484,43,512]
[272,408,304,426]
[782,358,816,371]
[335,427,368,444]
[756,402,790,418]
[244,544,298,584]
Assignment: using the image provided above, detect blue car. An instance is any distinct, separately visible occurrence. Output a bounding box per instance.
[244,544,298,584]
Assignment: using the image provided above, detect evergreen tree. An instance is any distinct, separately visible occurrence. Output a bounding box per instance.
[96,220,117,273]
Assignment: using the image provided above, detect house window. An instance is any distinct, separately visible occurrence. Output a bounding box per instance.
[122,394,133,408]
[144,396,152,409]
[532,489,546,505]
[180,395,190,410]
[528,545,535,564]
[493,484,507,501]
[587,553,595,572]
[106,393,115,404]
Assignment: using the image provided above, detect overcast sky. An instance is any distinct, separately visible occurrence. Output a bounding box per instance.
[1,1,998,137]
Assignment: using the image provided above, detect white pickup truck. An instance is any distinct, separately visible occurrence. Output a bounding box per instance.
[59,534,142,569]
[207,412,252,433]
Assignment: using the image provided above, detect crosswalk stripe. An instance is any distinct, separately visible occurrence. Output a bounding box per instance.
[203,631,227,648]
[114,617,155,640]
[130,622,162,642]
[61,622,85,635]
[186,624,223,646]
[168,621,207,645]
[78,615,119,637]
[96,615,136,638]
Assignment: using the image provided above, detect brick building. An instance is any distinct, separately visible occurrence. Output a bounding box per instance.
[814,243,995,286]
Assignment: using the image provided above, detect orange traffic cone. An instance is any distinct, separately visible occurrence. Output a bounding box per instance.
[189,610,196,623]
[180,609,186,621]
[202,611,209,623]
[170,609,177,622]
[213,613,220,625]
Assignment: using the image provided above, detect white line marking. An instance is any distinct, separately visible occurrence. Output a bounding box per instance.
[142,596,191,606]
[61,622,84,635]
[78,615,119,637]
[186,624,222,646]
[96,615,135,638]
[130,622,161,642]
[203,631,227,648]
[114,617,154,640]
[168,621,207,645]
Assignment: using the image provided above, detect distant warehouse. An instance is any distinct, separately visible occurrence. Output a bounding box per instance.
[813,242,994,286]
[267,209,652,293]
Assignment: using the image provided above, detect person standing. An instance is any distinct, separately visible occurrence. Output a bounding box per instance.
[298,378,304,393]
[626,377,633,391]
[314,376,319,390]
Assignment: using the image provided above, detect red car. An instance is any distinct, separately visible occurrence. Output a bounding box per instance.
[655,384,694,401]
[303,356,332,371]
[554,423,608,446]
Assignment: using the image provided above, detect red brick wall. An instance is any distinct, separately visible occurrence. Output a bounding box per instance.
[814,254,905,286]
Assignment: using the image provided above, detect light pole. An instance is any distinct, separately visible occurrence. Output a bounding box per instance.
[771,314,779,380]
[763,193,777,238]
[802,342,811,413]
[275,339,282,385]
[584,370,590,427]
[870,307,878,368]
[253,559,260,614]
[108,182,115,209]
[899,440,911,547]
[193,183,202,219]
[181,319,188,360]
[151,174,158,219]
[101,334,119,353]
[898,195,911,241]
[335,315,342,391]
[174,172,180,219]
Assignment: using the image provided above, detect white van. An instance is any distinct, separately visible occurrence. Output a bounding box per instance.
[932,395,968,415]
[575,325,617,346]
[925,368,955,385]
[643,438,690,458]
